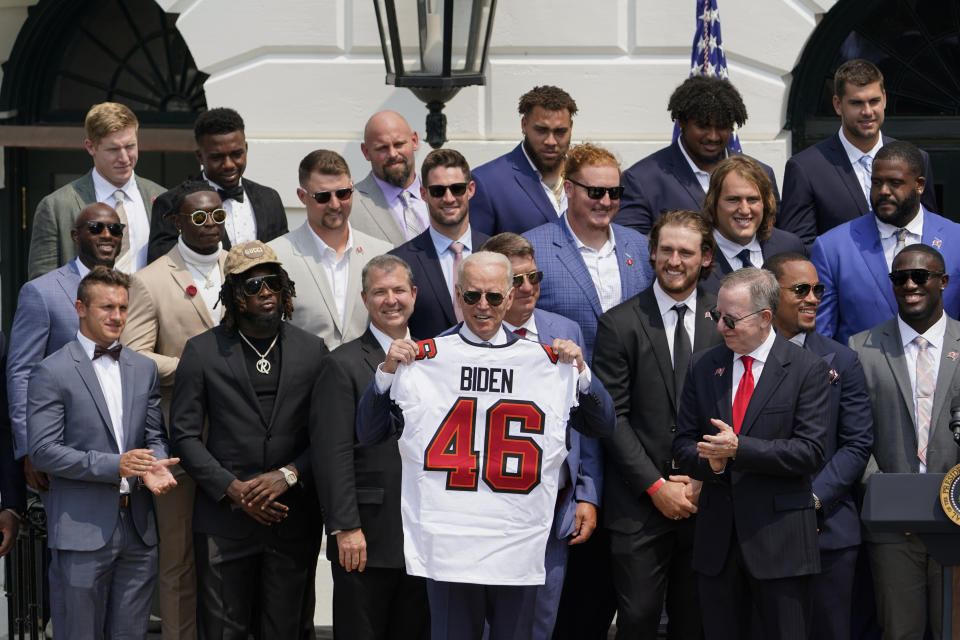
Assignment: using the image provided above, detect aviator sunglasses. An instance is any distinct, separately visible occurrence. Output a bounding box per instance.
[303,187,354,204]
[426,183,469,198]
[184,209,227,226]
[241,274,283,297]
[82,221,125,237]
[709,308,766,330]
[512,270,544,288]
[567,178,624,200]
[889,269,945,287]
[781,282,825,299]
[461,290,505,306]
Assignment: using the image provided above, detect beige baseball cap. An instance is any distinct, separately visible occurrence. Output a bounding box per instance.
[223,240,282,276]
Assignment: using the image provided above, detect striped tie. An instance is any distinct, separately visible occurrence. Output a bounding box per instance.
[399,191,423,239]
[859,154,873,205]
[915,336,934,465]
[113,189,132,272]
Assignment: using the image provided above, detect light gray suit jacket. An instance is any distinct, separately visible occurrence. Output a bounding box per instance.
[27,340,167,551]
[27,170,165,280]
[350,172,406,247]
[268,222,392,349]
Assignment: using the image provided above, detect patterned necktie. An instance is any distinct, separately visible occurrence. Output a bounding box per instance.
[859,154,874,204]
[513,327,528,338]
[895,228,909,256]
[736,249,753,270]
[673,304,692,396]
[450,242,465,322]
[94,344,122,361]
[732,355,754,434]
[915,336,934,465]
[113,189,132,272]
[399,191,423,239]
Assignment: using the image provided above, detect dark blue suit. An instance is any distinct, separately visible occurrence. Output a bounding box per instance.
[701,228,807,295]
[471,144,560,236]
[810,206,960,344]
[617,142,781,235]
[778,133,937,247]
[389,227,490,339]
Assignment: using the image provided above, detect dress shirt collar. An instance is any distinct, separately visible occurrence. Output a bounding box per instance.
[652,280,697,319]
[838,126,884,166]
[503,314,539,340]
[92,169,137,202]
[309,223,354,262]
[460,324,507,346]
[788,331,807,347]
[563,214,615,255]
[735,325,776,362]
[76,331,120,361]
[429,225,473,257]
[875,206,923,240]
[373,172,422,206]
[73,257,91,279]
[713,229,762,262]
[369,323,410,355]
[676,138,723,192]
[202,171,244,192]
[898,312,947,352]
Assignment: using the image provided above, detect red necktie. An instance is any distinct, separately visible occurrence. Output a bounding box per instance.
[513,327,527,338]
[732,355,754,434]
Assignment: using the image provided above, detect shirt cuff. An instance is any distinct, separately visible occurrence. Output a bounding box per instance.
[374,363,395,394]
[577,364,592,393]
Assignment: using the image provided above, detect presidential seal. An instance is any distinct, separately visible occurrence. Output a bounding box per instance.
[939,463,960,526]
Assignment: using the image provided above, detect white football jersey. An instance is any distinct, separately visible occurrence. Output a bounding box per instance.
[390,333,579,585]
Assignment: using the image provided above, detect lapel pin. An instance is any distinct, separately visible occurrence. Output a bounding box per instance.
[714,367,724,376]
[933,238,943,249]
[828,368,840,384]
[185,285,198,297]
[626,258,634,266]
[705,311,712,319]
[949,352,958,361]
[356,246,363,254]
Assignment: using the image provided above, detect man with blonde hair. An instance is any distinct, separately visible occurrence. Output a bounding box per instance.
[27,102,165,278]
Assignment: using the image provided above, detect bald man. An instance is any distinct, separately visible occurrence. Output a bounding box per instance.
[352,111,430,247]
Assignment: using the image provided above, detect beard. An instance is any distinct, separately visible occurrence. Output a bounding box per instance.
[381,158,412,188]
[242,307,282,332]
[872,188,921,228]
[523,137,564,174]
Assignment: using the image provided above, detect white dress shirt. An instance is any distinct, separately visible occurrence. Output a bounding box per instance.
[564,216,621,313]
[178,237,223,323]
[652,281,697,363]
[205,174,257,246]
[838,127,884,205]
[678,138,726,193]
[898,313,947,474]
[373,174,430,240]
[713,229,763,271]
[504,316,540,342]
[877,211,923,271]
[93,170,149,273]
[308,225,354,328]
[429,226,474,292]
[730,328,776,409]
[521,143,567,215]
[370,323,411,355]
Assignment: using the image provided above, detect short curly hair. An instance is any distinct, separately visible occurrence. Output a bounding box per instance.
[668,76,747,129]
[170,180,219,217]
[518,86,578,118]
[564,143,620,179]
[702,156,777,242]
[194,107,245,142]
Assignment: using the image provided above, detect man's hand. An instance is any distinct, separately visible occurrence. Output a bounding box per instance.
[119,449,158,478]
[650,475,698,520]
[0,511,19,557]
[242,469,292,510]
[568,501,597,545]
[337,528,367,572]
[23,456,49,492]
[226,478,288,526]
[142,457,180,495]
[683,477,703,506]
[552,339,585,373]
[697,419,739,472]
[381,339,420,374]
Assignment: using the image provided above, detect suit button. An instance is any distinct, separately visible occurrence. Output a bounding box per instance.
[266,434,272,441]
[670,425,677,433]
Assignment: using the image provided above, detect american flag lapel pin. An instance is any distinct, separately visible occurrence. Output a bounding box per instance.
[933,238,943,249]
[714,367,724,376]
[948,352,958,361]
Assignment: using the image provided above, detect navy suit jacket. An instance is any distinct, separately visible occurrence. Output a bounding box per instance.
[388,227,489,339]
[800,331,872,551]
[617,142,781,235]
[523,215,654,362]
[672,334,829,580]
[778,133,937,247]
[700,228,807,295]
[810,206,960,344]
[471,143,561,236]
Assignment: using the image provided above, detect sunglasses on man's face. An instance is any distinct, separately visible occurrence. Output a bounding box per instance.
[304,187,354,204]
[781,282,825,299]
[889,269,945,287]
[567,178,624,201]
[460,290,505,306]
[512,270,544,288]
[241,274,283,297]
[82,221,125,237]
[184,208,227,226]
[426,183,469,198]
[709,308,766,330]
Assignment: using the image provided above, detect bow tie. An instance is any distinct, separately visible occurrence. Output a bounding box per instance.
[94,344,122,361]
[217,185,244,203]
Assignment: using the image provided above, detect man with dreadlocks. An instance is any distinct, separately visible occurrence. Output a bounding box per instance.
[170,240,328,639]
[617,75,781,235]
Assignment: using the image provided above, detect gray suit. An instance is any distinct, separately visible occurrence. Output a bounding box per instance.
[849,315,960,639]
[268,222,392,349]
[27,339,168,639]
[351,172,406,246]
[27,170,165,280]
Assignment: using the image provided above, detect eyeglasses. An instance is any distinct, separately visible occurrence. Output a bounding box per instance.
[567,178,624,201]
[425,183,468,198]
[241,274,283,297]
[460,290,505,306]
[709,308,767,330]
[781,283,825,299]
[512,270,544,288]
[303,187,354,204]
[81,221,125,237]
[184,208,227,226]
[889,269,945,287]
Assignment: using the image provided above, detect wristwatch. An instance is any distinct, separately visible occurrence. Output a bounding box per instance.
[280,466,297,487]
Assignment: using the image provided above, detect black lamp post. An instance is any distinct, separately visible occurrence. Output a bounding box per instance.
[373,0,497,148]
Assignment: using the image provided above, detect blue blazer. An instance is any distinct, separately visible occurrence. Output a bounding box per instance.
[810,206,960,344]
[778,133,937,247]
[523,215,654,362]
[471,143,560,236]
[389,227,489,339]
[617,142,781,235]
[7,260,83,459]
[700,227,807,295]
[27,340,167,551]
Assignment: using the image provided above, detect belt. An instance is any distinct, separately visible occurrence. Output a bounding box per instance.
[119,494,131,509]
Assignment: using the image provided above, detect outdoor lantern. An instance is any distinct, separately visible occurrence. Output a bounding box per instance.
[373,0,497,148]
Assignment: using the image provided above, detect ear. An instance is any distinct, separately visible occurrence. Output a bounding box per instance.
[84,139,96,157]
[832,94,843,118]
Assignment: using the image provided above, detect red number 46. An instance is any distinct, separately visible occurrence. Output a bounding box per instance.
[423,398,545,494]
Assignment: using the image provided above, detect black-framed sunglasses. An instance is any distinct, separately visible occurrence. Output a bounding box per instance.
[426,182,469,198]
[889,269,945,287]
[460,290,505,307]
[512,270,544,288]
[781,282,825,299]
[184,208,227,226]
[241,274,283,297]
[567,178,624,201]
[303,187,354,204]
[709,308,767,330]
[82,221,125,237]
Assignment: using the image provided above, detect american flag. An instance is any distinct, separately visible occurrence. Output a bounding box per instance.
[671,0,742,152]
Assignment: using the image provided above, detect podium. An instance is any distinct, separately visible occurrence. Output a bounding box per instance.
[862,473,960,637]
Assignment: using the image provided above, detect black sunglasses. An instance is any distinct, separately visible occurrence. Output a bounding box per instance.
[241,274,283,297]
[567,178,624,201]
[512,270,544,288]
[781,283,825,299]
[889,269,945,287]
[426,183,469,198]
[461,290,505,306]
[82,221,125,237]
[184,208,227,226]
[709,308,766,330]
[304,187,354,204]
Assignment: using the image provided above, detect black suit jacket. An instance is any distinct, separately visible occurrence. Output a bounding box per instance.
[389,227,489,339]
[594,287,722,534]
[700,227,807,295]
[147,177,288,263]
[672,334,829,580]
[314,329,405,568]
[170,323,327,540]
[778,132,937,246]
[0,332,25,514]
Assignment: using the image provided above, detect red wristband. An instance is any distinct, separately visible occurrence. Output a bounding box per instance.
[646,478,666,495]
